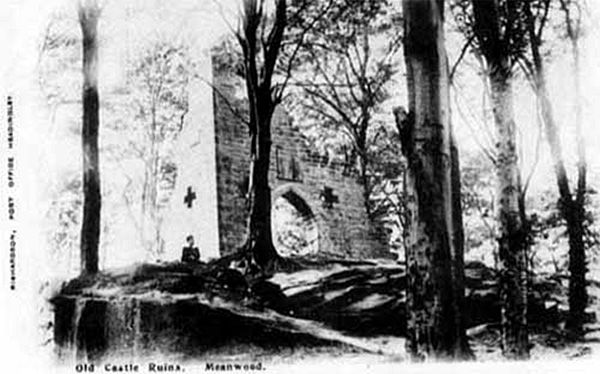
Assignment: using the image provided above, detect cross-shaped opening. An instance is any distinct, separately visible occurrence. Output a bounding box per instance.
[319,186,339,209]
[184,186,197,208]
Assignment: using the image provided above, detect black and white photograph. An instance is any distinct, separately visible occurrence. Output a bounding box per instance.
[1,0,600,372]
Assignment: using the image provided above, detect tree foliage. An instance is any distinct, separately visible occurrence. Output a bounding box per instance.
[287,0,401,218]
[115,41,193,258]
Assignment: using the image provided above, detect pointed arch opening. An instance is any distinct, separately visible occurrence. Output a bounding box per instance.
[271,188,319,257]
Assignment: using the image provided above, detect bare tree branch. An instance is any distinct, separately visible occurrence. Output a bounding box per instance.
[450,34,475,82]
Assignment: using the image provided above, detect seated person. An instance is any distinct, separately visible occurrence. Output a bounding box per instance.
[181,235,200,263]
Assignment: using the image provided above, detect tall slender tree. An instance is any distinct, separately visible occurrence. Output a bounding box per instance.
[522,0,588,337]
[470,0,530,359]
[129,42,191,259]
[236,0,287,270]
[78,0,101,275]
[233,0,335,270]
[561,0,588,336]
[400,0,472,360]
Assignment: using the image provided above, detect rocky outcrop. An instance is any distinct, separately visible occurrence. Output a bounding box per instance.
[52,260,571,360]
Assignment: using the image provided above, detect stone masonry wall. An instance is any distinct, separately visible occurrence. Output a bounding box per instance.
[212,64,388,259]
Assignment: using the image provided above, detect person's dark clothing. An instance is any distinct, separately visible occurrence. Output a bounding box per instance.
[181,246,200,263]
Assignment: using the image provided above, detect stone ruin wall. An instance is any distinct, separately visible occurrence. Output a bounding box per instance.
[212,63,389,259]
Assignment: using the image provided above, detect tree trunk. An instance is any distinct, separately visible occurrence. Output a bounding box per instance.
[449,132,473,356]
[239,0,286,272]
[141,117,161,258]
[247,99,278,270]
[566,201,587,335]
[536,73,587,336]
[401,0,472,360]
[524,1,588,337]
[470,0,530,358]
[536,78,587,336]
[79,0,101,276]
[563,0,588,336]
[358,112,372,219]
[489,70,529,359]
[357,146,372,219]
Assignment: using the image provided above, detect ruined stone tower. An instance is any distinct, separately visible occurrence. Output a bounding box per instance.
[211,59,388,259]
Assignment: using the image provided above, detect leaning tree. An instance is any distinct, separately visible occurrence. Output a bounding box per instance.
[521,0,589,337]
